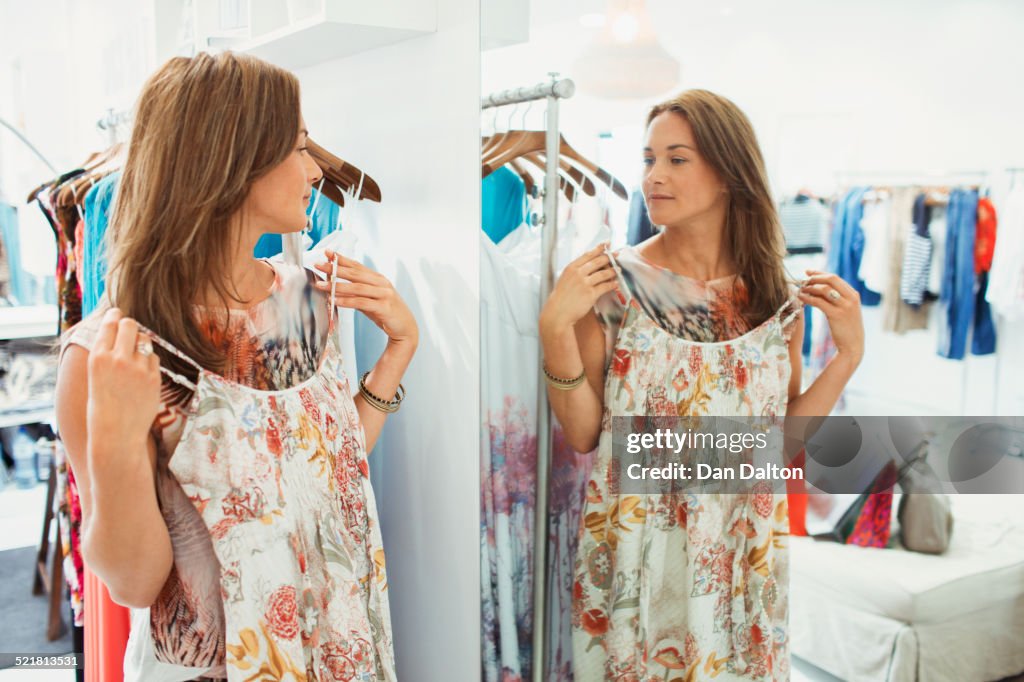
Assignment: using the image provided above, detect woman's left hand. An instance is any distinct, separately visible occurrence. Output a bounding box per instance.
[798,269,864,363]
[314,249,419,347]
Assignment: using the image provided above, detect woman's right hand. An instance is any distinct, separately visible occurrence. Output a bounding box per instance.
[540,242,620,335]
[86,308,163,448]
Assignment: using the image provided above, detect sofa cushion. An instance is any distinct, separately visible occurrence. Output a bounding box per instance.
[790,495,1024,624]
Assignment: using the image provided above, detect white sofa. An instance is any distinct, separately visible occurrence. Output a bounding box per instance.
[790,494,1024,682]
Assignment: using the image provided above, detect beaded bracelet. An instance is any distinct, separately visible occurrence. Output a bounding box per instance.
[542,364,586,391]
[358,372,406,413]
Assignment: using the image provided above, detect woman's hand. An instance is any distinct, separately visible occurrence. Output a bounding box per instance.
[315,250,418,348]
[540,242,619,336]
[87,308,163,447]
[798,269,865,364]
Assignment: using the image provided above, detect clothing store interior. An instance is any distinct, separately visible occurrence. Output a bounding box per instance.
[0,0,1021,681]
[480,1,1023,682]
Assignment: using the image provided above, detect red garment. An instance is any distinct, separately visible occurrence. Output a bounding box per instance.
[845,461,899,548]
[786,449,808,536]
[975,197,997,274]
[84,568,130,682]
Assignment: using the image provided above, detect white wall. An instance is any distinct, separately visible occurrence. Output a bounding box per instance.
[482,0,1024,416]
[294,1,481,677]
[484,0,1024,192]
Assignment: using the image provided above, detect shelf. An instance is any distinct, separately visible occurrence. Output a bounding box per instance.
[235,0,437,70]
[0,306,58,341]
[0,407,53,430]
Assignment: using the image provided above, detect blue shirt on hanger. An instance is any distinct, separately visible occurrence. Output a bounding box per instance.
[482,166,526,245]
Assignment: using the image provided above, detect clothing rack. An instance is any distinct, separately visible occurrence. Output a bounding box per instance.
[833,170,988,189]
[96,108,131,145]
[481,74,575,682]
[830,171,1013,415]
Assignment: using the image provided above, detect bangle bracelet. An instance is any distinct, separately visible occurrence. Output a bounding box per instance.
[359,372,405,413]
[542,364,586,391]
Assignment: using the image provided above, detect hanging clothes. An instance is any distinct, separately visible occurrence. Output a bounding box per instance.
[480,234,540,682]
[61,256,394,681]
[482,166,527,245]
[937,188,994,358]
[0,202,29,303]
[857,195,890,294]
[626,188,656,246]
[899,194,932,307]
[986,185,1024,319]
[881,188,930,334]
[481,200,605,681]
[926,204,948,299]
[971,197,999,356]
[778,194,827,255]
[81,171,120,314]
[33,172,84,333]
[828,187,881,306]
[975,197,997,274]
[572,246,800,681]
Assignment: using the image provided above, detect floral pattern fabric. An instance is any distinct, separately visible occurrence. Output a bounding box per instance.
[62,261,390,680]
[163,314,395,681]
[573,246,800,681]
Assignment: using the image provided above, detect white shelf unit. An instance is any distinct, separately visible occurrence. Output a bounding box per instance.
[238,0,437,69]
[0,306,58,341]
[156,0,438,70]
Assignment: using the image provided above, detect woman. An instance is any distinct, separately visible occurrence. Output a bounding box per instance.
[54,52,416,681]
[539,90,864,680]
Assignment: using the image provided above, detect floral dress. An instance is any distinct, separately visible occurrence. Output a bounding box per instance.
[150,307,394,680]
[572,245,800,681]
[62,261,394,681]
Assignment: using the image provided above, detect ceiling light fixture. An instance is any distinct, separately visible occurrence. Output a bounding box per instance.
[573,0,680,100]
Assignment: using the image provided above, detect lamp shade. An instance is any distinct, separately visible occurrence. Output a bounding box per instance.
[573,0,680,99]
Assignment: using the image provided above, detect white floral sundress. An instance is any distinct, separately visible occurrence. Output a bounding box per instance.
[145,315,396,681]
[572,247,801,682]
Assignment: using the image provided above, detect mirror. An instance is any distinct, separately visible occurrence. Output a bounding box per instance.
[480,2,1024,681]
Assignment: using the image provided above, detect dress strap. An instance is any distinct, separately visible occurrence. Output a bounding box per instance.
[605,248,635,305]
[327,255,338,331]
[779,292,803,329]
[134,323,203,393]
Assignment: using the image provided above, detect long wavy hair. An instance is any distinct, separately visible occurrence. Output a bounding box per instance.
[106,51,301,390]
[647,89,791,327]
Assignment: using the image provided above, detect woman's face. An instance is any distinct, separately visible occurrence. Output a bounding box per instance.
[642,111,727,229]
[245,118,323,234]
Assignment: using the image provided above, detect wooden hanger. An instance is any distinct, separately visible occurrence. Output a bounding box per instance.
[521,152,596,197]
[481,131,628,200]
[307,138,381,203]
[506,159,536,197]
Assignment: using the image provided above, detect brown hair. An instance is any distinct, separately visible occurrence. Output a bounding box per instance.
[106,51,301,391]
[647,89,791,327]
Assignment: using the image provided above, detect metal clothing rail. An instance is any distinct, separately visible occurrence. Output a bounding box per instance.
[481,75,575,682]
[0,116,58,175]
[96,108,131,146]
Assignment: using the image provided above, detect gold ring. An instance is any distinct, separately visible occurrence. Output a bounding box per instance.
[828,289,841,301]
[136,340,154,356]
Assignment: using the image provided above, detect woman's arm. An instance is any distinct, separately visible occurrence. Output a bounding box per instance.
[354,339,416,452]
[315,250,418,454]
[785,270,865,442]
[538,243,619,453]
[540,310,607,453]
[54,310,173,608]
